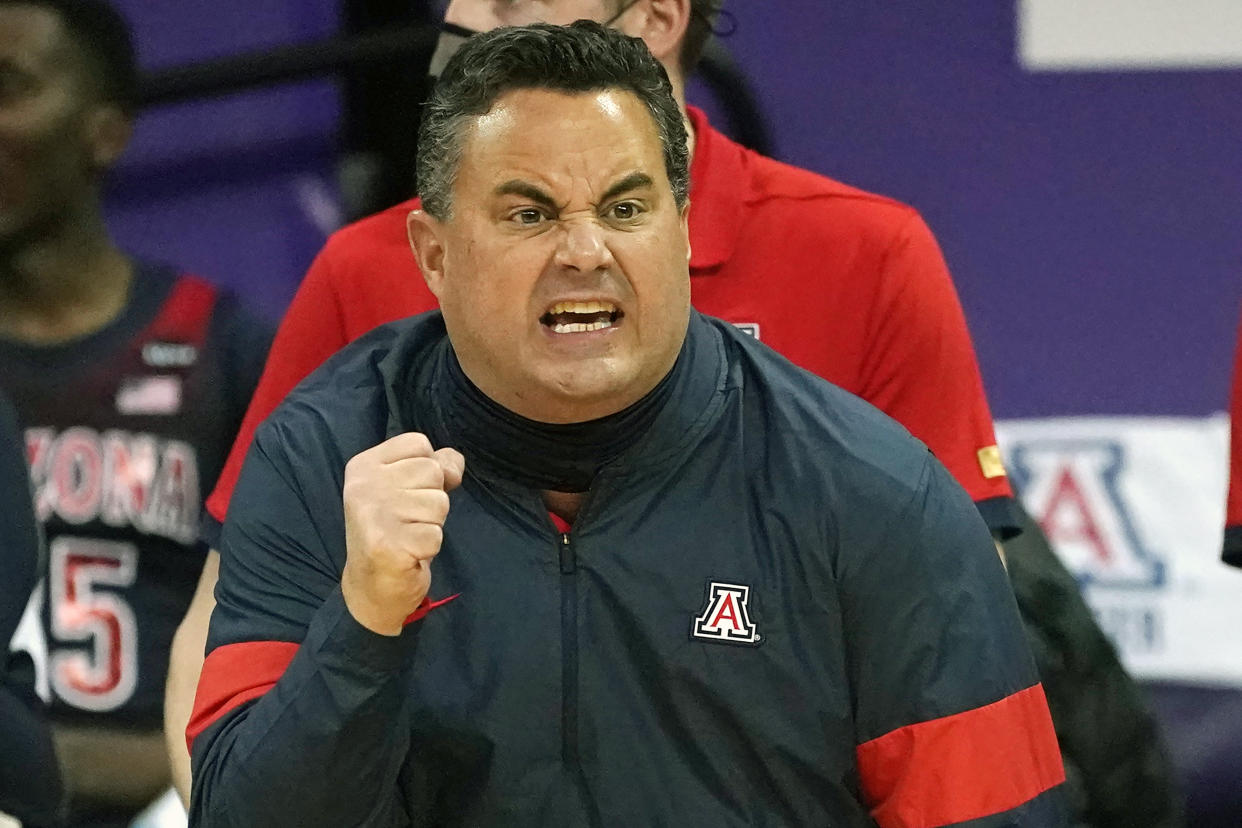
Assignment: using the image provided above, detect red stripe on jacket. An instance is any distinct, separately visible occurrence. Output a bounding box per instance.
[856,682,1065,828]
[187,594,458,751]
[186,640,297,751]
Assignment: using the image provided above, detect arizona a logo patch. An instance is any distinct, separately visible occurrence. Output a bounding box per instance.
[732,322,761,340]
[692,581,760,645]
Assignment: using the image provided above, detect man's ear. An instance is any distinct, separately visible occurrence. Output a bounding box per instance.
[623,0,691,68]
[85,105,132,172]
[407,209,448,299]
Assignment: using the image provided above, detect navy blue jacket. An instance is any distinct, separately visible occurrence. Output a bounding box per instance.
[191,312,1065,827]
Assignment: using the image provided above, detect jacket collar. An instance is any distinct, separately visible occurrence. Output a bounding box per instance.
[380,312,729,489]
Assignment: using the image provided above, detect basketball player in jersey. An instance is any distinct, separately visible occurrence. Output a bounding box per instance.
[0,2,271,824]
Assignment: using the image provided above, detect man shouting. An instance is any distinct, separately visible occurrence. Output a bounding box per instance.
[189,22,1065,827]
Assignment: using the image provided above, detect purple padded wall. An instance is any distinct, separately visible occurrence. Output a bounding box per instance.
[104,0,343,321]
[704,2,1241,419]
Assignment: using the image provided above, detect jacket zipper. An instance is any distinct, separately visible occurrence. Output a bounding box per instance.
[559,528,599,822]
[559,530,578,768]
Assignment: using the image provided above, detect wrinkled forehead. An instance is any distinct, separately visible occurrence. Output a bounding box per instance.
[457,87,666,185]
[467,86,661,148]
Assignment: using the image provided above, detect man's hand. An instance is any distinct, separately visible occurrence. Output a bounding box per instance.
[341,433,465,636]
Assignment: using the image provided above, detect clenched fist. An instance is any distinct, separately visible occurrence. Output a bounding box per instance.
[341,432,465,636]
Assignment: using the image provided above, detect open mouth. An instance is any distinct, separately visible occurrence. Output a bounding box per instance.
[539,300,623,334]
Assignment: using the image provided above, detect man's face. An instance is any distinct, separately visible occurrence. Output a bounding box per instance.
[442,0,622,31]
[0,4,102,243]
[415,87,691,424]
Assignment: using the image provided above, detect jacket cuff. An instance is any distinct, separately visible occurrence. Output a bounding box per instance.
[305,587,411,675]
[1224,525,1242,568]
[976,495,1023,541]
[199,509,223,551]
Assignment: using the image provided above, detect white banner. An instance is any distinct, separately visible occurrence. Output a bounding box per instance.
[1018,0,1242,70]
[996,414,1242,686]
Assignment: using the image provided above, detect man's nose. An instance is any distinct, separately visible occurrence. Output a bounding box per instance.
[553,220,613,273]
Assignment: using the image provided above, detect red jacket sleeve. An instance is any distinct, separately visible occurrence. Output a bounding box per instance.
[856,213,1016,531]
[1224,309,1242,566]
[203,247,351,528]
[204,202,435,536]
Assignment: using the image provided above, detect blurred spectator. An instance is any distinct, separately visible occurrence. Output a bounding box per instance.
[1006,504,1185,827]
[0,1,270,824]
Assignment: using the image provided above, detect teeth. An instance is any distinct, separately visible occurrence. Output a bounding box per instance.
[552,318,614,334]
[549,300,617,315]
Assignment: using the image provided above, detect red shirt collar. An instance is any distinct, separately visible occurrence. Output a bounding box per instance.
[686,105,746,272]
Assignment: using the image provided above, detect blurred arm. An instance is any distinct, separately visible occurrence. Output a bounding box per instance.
[164,550,219,806]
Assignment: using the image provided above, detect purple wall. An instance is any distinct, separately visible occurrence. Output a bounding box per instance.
[106,2,1242,417]
[105,0,343,321]
[704,2,1242,419]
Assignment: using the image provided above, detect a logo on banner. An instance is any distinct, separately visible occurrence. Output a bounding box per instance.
[692,582,760,645]
[1009,439,1164,589]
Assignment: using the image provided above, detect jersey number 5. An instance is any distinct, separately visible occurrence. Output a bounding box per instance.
[49,537,139,711]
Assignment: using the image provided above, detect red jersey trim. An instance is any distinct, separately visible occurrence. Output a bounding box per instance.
[855,683,1064,828]
[188,594,456,751]
[143,274,218,346]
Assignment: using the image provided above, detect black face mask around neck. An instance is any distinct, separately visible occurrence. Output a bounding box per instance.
[440,344,683,493]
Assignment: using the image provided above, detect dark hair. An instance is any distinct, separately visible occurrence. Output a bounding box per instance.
[417,20,689,220]
[682,0,724,73]
[1,0,138,116]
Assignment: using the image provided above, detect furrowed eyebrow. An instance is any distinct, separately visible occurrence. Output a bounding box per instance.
[492,172,655,211]
[494,180,559,212]
[599,172,654,204]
